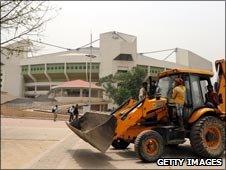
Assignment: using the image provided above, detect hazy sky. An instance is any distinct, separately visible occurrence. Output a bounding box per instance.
[33,1,225,63]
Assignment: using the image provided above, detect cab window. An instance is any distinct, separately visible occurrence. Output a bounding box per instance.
[190,75,204,107]
[200,77,209,103]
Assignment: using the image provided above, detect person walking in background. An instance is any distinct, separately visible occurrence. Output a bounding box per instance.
[139,82,148,101]
[74,104,79,120]
[172,78,186,130]
[52,105,58,122]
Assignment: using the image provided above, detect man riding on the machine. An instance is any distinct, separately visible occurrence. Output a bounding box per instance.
[172,78,186,130]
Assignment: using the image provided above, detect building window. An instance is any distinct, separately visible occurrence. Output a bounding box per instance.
[75,66,78,69]
[67,66,69,69]
[83,66,86,69]
[26,86,35,91]
[190,75,204,107]
[64,89,80,97]
[55,67,57,69]
[79,66,82,69]
[82,89,89,97]
[37,86,50,91]
[91,89,98,97]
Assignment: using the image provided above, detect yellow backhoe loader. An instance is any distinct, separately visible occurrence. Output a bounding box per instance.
[66,59,225,162]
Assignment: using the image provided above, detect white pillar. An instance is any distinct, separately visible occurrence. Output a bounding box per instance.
[80,89,83,97]
[61,88,63,97]
[64,62,69,81]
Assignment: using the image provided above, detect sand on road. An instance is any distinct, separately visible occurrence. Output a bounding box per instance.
[1,117,225,169]
[1,118,71,169]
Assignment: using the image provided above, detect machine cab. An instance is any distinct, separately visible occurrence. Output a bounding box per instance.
[157,68,214,122]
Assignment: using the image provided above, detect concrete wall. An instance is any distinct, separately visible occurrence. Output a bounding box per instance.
[20,48,100,65]
[137,54,186,69]
[2,32,214,99]
[1,40,30,97]
[176,48,212,71]
[99,31,137,77]
[55,96,105,103]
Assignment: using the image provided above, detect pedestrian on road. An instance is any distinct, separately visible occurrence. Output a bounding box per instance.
[74,104,79,120]
[68,106,75,122]
[52,105,58,122]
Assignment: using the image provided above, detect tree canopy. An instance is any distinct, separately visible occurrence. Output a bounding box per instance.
[100,67,147,105]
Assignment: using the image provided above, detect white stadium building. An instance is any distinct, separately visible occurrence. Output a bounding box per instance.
[1,31,212,99]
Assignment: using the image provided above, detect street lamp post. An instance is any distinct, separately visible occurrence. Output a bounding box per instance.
[89,33,92,110]
[85,33,96,112]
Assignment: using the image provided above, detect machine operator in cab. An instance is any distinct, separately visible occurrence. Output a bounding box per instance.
[172,78,186,130]
[205,84,219,108]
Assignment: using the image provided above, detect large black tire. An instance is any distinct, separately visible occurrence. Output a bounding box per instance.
[190,116,225,158]
[134,130,164,162]
[112,138,130,149]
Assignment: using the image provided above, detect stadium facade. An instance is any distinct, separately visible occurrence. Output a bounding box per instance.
[1,31,212,98]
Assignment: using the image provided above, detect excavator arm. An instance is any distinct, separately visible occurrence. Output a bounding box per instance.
[66,97,167,152]
[215,59,225,114]
[114,98,167,138]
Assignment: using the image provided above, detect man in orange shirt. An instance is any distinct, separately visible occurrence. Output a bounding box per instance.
[172,78,186,130]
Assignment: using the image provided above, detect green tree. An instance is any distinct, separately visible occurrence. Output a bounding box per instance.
[100,67,147,105]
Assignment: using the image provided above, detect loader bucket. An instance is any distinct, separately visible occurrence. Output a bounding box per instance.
[66,112,117,152]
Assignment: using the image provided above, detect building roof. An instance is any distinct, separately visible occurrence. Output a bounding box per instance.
[52,79,104,90]
[101,31,137,42]
[159,68,214,78]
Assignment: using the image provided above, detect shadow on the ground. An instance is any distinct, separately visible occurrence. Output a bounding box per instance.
[110,145,199,160]
[68,145,225,167]
[110,148,137,159]
[111,144,225,163]
[164,145,225,158]
[163,145,198,158]
[68,149,116,169]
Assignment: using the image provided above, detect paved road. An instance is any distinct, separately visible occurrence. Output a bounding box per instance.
[1,118,225,169]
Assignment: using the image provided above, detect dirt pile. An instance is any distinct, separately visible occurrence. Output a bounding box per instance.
[1,105,68,121]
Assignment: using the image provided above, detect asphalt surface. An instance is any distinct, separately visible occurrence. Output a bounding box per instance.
[1,118,225,169]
